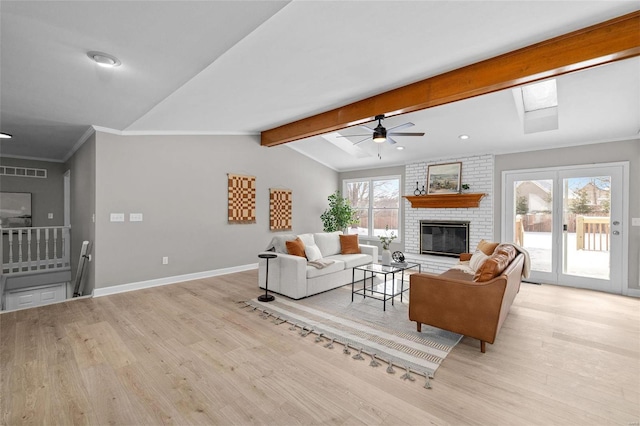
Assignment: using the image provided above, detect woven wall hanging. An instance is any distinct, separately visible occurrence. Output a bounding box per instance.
[269,188,292,231]
[228,173,256,224]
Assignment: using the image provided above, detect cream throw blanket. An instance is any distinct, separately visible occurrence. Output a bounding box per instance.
[308,259,335,269]
[512,243,531,278]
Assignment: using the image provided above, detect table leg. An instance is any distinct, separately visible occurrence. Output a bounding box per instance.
[391,271,395,306]
[400,268,405,303]
[363,271,368,299]
[383,274,387,311]
[351,268,355,302]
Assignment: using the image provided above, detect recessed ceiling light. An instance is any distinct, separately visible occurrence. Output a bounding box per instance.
[87,51,121,68]
[396,146,405,150]
[0,132,12,139]
[459,134,470,140]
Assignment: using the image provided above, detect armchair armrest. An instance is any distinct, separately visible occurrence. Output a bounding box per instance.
[459,252,472,261]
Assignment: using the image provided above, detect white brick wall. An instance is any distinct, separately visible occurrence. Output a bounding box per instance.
[404,154,494,273]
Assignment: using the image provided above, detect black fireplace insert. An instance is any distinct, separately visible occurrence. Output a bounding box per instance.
[420,220,470,257]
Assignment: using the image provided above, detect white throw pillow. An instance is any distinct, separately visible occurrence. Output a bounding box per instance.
[313,231,342,257]
[469,250,490,271]
[304,244,323,262]
[297,233,315,247]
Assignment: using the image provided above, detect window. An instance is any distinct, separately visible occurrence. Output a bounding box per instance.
[344,176,400,239]
[521,79,557,112]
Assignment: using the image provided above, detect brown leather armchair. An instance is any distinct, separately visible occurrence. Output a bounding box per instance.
[409,253,525,352]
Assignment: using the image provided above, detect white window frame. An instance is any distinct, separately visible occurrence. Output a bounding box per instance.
[343,175,402,241]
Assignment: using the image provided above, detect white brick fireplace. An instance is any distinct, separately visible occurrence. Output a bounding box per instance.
[404,154,494,273]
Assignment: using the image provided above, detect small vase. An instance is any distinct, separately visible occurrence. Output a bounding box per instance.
[381,249,392,266]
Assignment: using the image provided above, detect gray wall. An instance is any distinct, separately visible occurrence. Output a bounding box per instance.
[93,132,338,288]
[339,165,405,253]
[0,157,66,227]
[494,139,640,291]
[64,134,97,295]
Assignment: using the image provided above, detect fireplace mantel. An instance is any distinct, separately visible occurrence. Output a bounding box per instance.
[404,193,485,208]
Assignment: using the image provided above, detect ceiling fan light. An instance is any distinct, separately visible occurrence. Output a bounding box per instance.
[373,125,387,143]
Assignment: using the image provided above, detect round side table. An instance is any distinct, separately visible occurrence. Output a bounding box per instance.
[258,253,277,302]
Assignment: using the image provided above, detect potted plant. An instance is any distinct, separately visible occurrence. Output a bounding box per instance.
[320,190,358,233]
[379,226,397,266]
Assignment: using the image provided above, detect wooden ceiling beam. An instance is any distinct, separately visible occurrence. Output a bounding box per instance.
[261,11,640,147]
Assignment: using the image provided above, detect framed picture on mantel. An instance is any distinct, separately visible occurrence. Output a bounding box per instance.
[427,162,462,194]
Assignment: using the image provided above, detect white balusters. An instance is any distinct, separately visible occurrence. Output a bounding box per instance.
[36,229,42,270]
[8,229,14,267]
[27,230,32,269]
[17,231,23,266]
[45,227,50,267]
[2,226,71,273]
[53,228,58,267]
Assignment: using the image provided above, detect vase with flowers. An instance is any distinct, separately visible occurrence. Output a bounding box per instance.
[379,226,397,266]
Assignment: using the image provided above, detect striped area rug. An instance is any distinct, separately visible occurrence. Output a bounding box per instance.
[243,283,462,388]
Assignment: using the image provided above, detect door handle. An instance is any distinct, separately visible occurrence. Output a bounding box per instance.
[563,224,568,231]
[612,231,620,235]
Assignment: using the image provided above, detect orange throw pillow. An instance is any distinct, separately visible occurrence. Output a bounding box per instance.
[285,237,306,258]
[474,253,511,282]
[477,239,499,255]
[339,234,361,254]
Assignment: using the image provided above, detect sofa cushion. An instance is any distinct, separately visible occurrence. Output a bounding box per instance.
[286,237,306,258]
[266,233,297,253]
[440,268,476,281]
[469,250,490,271]
[339,234,361,254]
[326,253,372,269]
[305,244,323,261]
[314,231,343,257]
[477,239,500,255]
[474,252,511,282]
[495,243,517,263]
[306,259,345,278]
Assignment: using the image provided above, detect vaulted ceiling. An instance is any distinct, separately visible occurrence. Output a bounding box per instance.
[1,1,638,171]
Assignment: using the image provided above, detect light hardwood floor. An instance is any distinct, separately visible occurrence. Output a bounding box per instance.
[1,270,639,425]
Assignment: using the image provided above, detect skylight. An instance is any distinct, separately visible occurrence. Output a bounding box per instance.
[521,79,558,112]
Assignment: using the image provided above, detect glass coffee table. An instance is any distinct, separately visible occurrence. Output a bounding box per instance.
[351,262,421,311]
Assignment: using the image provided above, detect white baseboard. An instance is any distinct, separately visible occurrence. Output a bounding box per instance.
[92,263,258,297]
[625,287,640,298]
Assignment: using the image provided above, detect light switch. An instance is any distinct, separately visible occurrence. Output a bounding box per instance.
[110,213,125,222]
[632,218,640,227]
[47,213,53,219]
[130,213,143,222]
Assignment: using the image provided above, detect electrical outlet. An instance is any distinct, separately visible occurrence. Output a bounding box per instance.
[130,213,143,222]
[162,257,169,265]
[110,213,125,222]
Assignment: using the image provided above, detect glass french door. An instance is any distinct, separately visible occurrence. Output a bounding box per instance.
[504,163,627,294]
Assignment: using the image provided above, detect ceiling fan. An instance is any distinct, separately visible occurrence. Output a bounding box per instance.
[337,114,425,145]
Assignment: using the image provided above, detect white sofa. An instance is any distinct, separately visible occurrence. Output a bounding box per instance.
[259,231,378,300]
